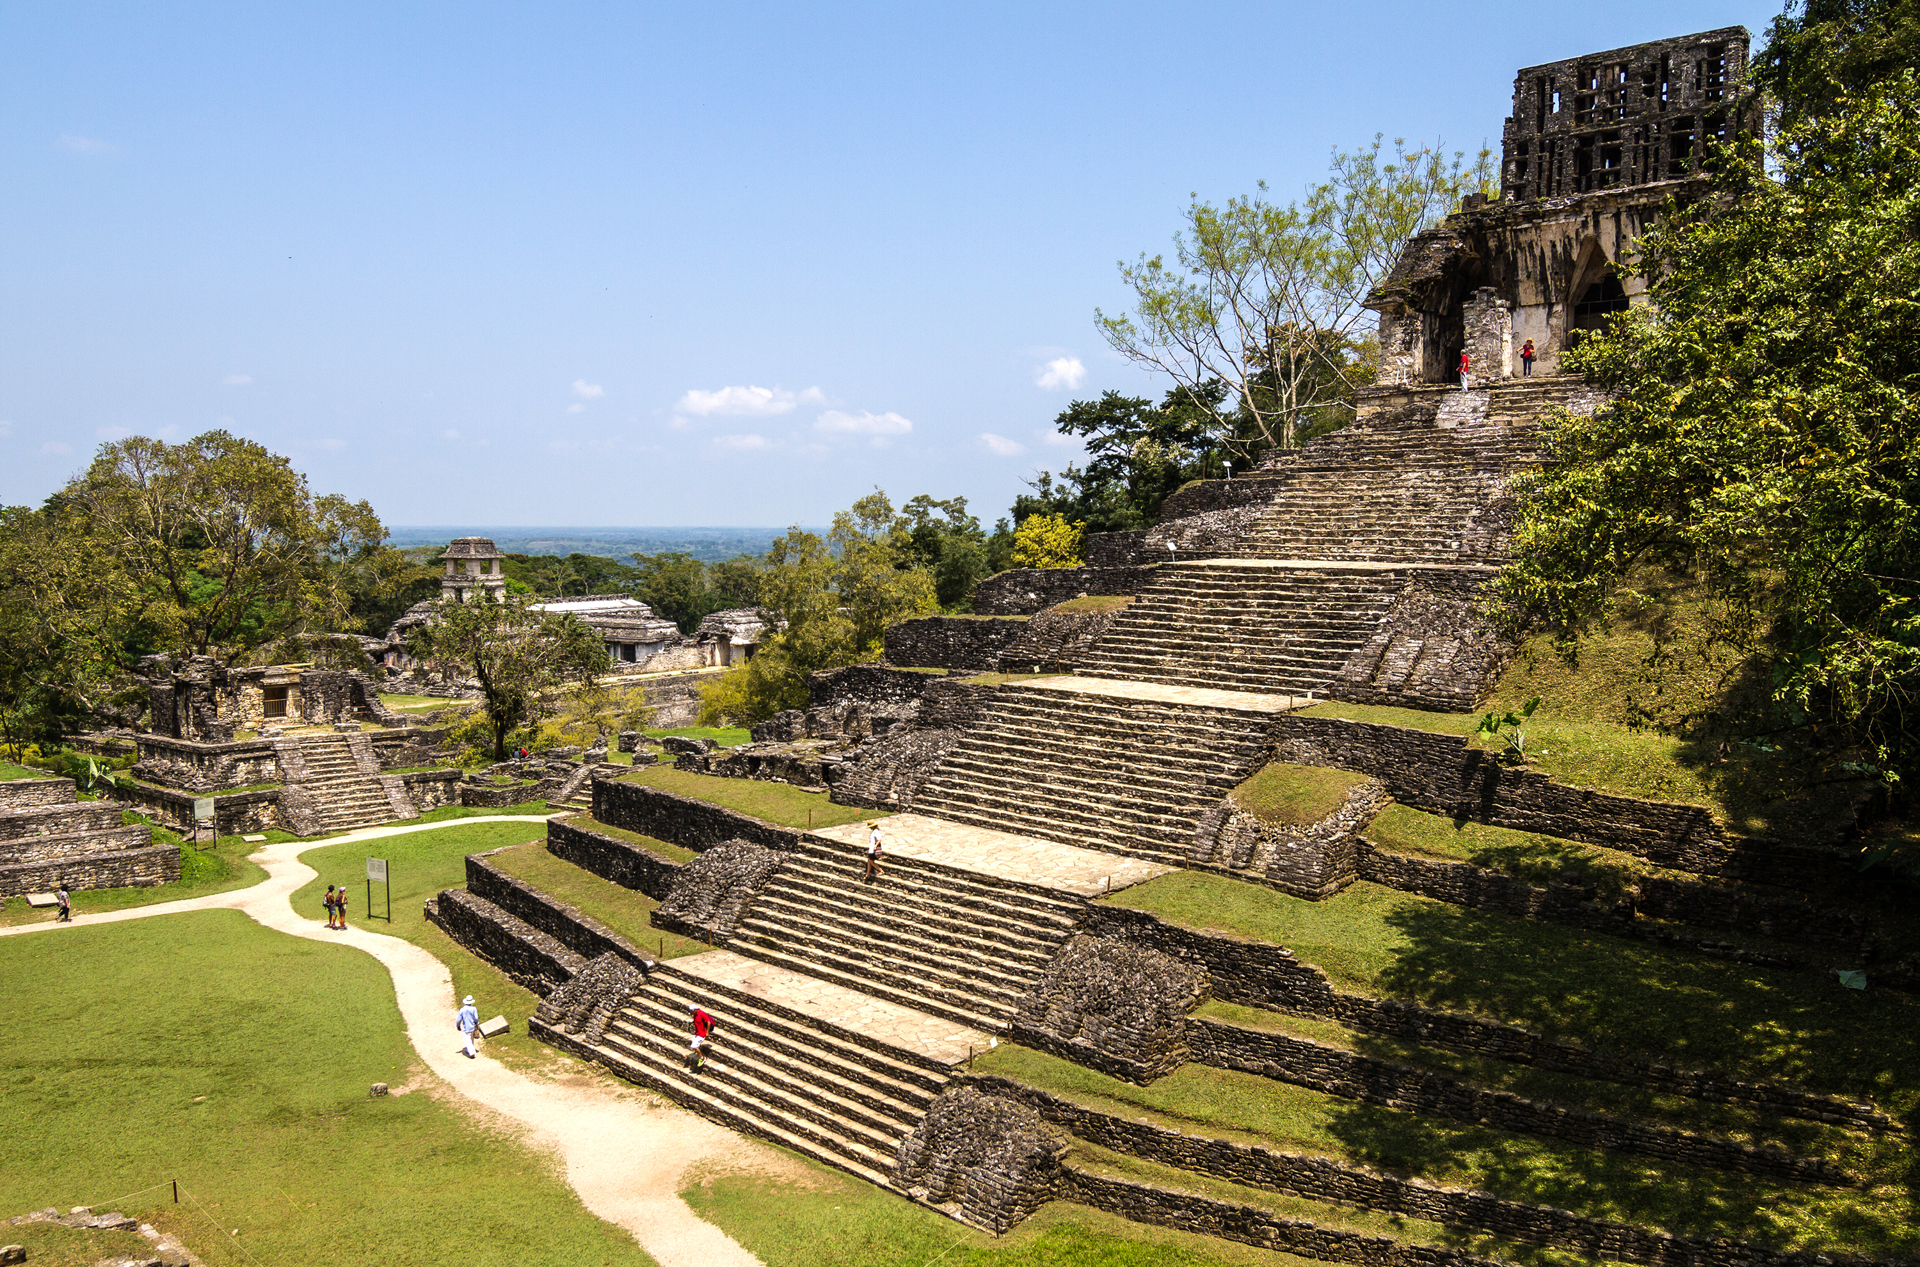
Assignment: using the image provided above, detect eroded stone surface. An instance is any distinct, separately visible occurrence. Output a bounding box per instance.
[812,814,1171,897]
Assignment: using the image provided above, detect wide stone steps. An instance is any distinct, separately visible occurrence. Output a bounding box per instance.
[0,802,126,840]
[782,840,1085,933]
[721,935,1018,1032]
[757,874,1067,966]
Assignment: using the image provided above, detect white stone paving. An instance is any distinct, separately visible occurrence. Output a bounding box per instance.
[1012,672,1312,714]
[670,949,992,1066]
[813,813,1172,898]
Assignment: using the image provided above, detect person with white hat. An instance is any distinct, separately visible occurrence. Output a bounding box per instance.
[456,995,480,1058]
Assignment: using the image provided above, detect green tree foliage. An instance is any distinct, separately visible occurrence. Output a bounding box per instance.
[1754,0,1920,134]
[405,596,610,762]
[1495,21,1920,783]
[898,495,989,610]
[1011,514,1085,569]
[1098,137,1494,455]
[1015,383,1238,534]
[501,551,642,599]
[0,431,402,736]
[626,551,762,633]
[699,491,939,724]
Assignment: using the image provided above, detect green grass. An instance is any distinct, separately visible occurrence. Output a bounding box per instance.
[0,1221,159,1266]
[968,1043,1916,1257]
[952,672,1067,686]
[682,1139,1341,1267]
[486,840,709,959]
[412,799,558,824]
[289,821,580,1075]
[613,764,884,830]
[0,824,271,928]
[645,725,752,747]
[1230,763,1372,827]
[1049,595,1135,614]
[0,911,658,1266]
[1363,804,1655,899]
[0,761,43,781]
[555,814,698,862]
[1103,871,1920,1112]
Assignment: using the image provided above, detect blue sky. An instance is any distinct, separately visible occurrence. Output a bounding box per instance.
[2,1,1780,529]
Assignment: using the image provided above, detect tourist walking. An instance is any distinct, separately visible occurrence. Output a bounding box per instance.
[863,821,885,884]
[456,995,480,1058]
[55,885,71,923]
[1458,350,1472,391]
[686,1034,709,1073]
[689,1002,717,1050]
[1520,338,1536,377]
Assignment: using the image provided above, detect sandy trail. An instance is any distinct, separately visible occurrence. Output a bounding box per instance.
[1,816,765,1267]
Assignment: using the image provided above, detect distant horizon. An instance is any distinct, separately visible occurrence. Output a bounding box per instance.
[383,524,824,563]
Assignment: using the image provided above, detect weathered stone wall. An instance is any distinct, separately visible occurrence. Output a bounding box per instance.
[996,605,1128,674]
[1012,935,1207,1083]
[424,889,583,996]
[593,779,801,854]
[973,1075,1864,1267]
[894,1086,1067,1234]
[463,850,657,974]
[545,816,684,900]
[1187,1018,1846,1185]
[0,844,180,898]
[0,819,152,867]
[826,727,964,811]
[0,778,79,811]
[1328,572,1517,713]
[1084,530,1151,567]
[368,727,452,769]
[1080,902,1890,1131]
[534,952,649,1046]
[653,838,784,939]
[808,664,943,712]
[131,736,283,792]
[1156,477,1288,521]
[632,671,708,728]
[1270,715,1850,882]
[399,769,462,813]
[973,565,1163,616]
[117,782,284,836]
[885,617,1028,671]
[1195,777,1388,897]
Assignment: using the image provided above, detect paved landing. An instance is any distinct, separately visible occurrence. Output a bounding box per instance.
[671,949,992,1066]
[1012,672,1312,714]
[1198,556,1495,574]
[812,813,1173,898]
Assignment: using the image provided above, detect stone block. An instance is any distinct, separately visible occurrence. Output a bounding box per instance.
[659,736,716,756]
[333,722,359,733]
[24,892,57,908]
[0,1245,22,1264]
[479,1014,509,1038]
[370,1082,389,1096]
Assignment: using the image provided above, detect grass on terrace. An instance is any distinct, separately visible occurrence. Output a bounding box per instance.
[1362,804,1657,899]
[1102,871,1920,1111]
[1230,763,1372,827]
[0,1222,157,1267]
[0,821,272,929]
[1049,594,1135,614]
[613,764,882,830]
[289,820,585,1076]
[486,838,709,960]
[0,911,658,1267]
[1,761,41,781]
[969,1043,1917,1258]
[646,725,751,747]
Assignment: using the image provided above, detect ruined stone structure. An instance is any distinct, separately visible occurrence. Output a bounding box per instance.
[415,29,1902,1267]
[439,535,508,603]
[0,776,174,898]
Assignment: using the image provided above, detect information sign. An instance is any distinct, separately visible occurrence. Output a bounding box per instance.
[366,857,388,882]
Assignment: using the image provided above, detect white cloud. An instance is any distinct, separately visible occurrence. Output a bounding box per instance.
[1042,431,1079,446]
[676,385,823,418]
[713,433,769,451]
[223,373,252,386]
[815,409,912,436]
[0,420,11,436]
[1036,356,1087,391]
[57,134,114,155]
[40,441,71,455]
[572,379,604,399]
[980,432,1027,457]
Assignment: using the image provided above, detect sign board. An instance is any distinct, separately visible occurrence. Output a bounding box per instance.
[366,857,388,883]
[192,798,214,822]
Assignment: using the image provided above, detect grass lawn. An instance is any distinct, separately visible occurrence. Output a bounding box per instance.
[1231,763,1372,826]
[289,821,583,1075]
[952,672,1066,686]
[555,814,697,862]
[968,1044,1916,1258]
[487,840,709,960]
[614,764,884,830]
[1049,595,1134,614]
[413,799,558,824]
[0,1221,158,1266]
[0,911,658,1267]
[646,725,751,747]
[682,1139,1340,1267]
[1362,804,1655,899]
[1103,872,1920,1112]
[1,761,43,781]
[0,822,272,929]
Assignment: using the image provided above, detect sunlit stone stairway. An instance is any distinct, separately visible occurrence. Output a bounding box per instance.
[291,734,412,832]
[911,681,1282,866]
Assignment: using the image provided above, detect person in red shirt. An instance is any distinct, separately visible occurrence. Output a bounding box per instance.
[689,1002,717,1042]
[1458,350,1472,392]
[1520,338,1536,377]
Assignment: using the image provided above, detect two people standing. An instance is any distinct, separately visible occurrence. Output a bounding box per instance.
[323,884,349,930]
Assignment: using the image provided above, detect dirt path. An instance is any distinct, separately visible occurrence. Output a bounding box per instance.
[1,816,765,1267]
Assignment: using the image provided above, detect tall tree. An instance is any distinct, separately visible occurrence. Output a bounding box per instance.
[1495,23,1920,782]
[899,495,989,610]
[1098,137,1493,454]
[405,596,609,762]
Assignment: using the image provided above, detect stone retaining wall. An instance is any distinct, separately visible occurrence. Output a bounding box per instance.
[117,782,284,836]
[0,778,78,810]
[973,565,1163,616]
[808,664,945,712]
[885,617,1029,671]
[425,889,583,995]
[1081,903,1891,1131]
[545,816,685,900]
[0,844,180,897]
[464,851,656,973]
[592,778,801,854]
[1328,572,1515,713]
[131,736,284,792]
[1186,1018,1847,1185]
[969,1075,1877,1267]
[1272,715,1848,884]
[399,769,463,813]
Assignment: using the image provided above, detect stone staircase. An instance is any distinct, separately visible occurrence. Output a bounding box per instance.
[911,684,1279,867]
[727,836,1087,1031]
[1076,562,1407,695]
[291,734,414,832]
[570,958,955,1187]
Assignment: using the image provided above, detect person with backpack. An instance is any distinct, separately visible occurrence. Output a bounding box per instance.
[55,885,71,923]
[324,885,339,929]
[1520,338,1536,377]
